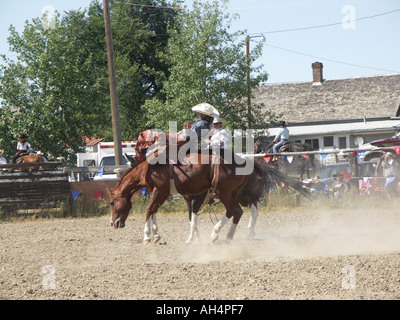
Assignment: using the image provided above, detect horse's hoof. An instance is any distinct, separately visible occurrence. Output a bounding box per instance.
[143,239,151,245]
[153,235,161,243]
[246,233,255,240]
[210,236,218,243]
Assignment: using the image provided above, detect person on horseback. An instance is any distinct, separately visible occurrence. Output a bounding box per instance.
[182,102,220,149]
[12,134,31,163]
[36,151,47,162]
[0,150,6,164]
[272,121,289,155]
[210,117,231,150]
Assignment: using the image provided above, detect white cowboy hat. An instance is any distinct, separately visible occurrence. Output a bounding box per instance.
[213,117,226,125]
[191,103,220,118]
[36,151,44,155]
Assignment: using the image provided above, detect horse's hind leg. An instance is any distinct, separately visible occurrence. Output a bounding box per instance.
[210,198,243,242]
[246,204,258,240]
[210,214,229,243]
[226,204,243,241]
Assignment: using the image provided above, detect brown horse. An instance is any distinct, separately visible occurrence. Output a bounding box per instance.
[183,156,309,242]
[254,138,315,180]
[108,149,251,244]
[16,154,45,171]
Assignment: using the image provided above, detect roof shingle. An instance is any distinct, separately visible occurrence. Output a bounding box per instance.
[253,74,400,122]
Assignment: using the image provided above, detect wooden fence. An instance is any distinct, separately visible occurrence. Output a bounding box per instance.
[0,162,120,213]
[0,146,395,212]
[0,162,69,211]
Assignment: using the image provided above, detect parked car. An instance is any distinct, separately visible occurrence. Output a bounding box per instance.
[319,161,377,180]
[303,161,378,195]
[370,137,400,147]
[307,159,399,198]
[358,135,400,162]
[92,153,133,181]
[372,153,400,197]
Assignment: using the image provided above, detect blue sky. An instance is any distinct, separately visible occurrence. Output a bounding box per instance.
[1,0,399,83]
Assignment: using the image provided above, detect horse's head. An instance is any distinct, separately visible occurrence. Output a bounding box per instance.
[108,187,132,229]
[254,140,261,153]
[254,139,272,154]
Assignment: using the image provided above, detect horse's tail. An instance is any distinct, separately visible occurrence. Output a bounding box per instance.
[265,162,310,198]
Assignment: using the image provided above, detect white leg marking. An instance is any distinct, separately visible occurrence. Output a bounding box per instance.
[152,214,161,243]
[143,218,152,244]
[210,214,229,242]
[186,213,199,243]
[226,222,238,240]
[247,204,258,240]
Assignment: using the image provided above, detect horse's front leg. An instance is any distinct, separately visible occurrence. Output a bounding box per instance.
[143,213,161,244]
[143,189,169,245]
[151,213,161,243]
[186,213,199,244]
[185,192,208,243]
[143,218,153,244]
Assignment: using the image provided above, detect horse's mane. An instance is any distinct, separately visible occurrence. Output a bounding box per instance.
[115,161,141,188]
[115,149,163,188]
[118,166,134,183]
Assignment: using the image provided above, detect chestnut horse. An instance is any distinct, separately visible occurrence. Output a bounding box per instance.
[16,154,45,171]
[183,156,309,242]
[254,138,315,180]
[108,150,251,244]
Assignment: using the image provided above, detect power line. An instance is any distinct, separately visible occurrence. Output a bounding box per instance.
[113,0,182,10]
[265,43,400,74]
[249,8,400,35]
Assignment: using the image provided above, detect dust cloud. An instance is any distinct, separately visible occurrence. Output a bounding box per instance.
[177,206,400,263]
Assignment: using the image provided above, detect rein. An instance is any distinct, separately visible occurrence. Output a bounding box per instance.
[202,152,221,225]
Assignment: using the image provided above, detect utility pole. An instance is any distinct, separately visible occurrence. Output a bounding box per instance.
[245,34,266,130]
[103,0,123,165]
[246,35,251,129]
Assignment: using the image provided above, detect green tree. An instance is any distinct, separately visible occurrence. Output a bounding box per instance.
[110,0,178,140]
[0,0,177,163]
[142,0,276,132]
[0,5,108,164]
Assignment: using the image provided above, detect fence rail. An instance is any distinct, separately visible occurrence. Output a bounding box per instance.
[247,146,396,157]
[0,163,69,211]
[0,146,396,213]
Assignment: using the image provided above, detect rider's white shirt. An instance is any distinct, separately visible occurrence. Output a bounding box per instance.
[210,128,231,149]
[17,141,31,151]
[273,127,289,142]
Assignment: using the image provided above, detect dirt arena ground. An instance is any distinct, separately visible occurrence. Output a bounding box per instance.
[1,204,400,300]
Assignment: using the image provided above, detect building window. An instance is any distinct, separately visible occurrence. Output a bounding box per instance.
[323,136,334,148]
[339,137,347,149]
[305,139,319,150]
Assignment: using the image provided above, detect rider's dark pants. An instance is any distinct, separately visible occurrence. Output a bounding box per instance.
[12,150,27,163]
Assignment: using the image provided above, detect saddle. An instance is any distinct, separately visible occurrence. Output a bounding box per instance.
[16,152,29,163]
[268,141,291,162]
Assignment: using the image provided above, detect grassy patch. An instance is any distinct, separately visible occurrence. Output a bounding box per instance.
[1,188,398,223]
